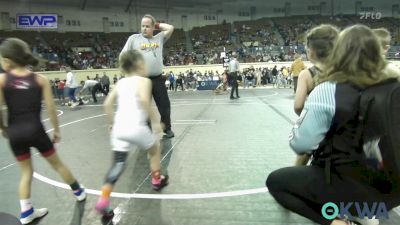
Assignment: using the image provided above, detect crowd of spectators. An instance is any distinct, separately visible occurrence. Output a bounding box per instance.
[191,23,231,50]
[1,15,400,71]
[273,16,314,46]
[161,64,297,92]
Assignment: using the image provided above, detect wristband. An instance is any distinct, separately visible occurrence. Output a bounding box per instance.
[155,23,160,30]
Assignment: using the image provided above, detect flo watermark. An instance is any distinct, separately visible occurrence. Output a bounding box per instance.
[321,202,389,221]
[360,12,382,20]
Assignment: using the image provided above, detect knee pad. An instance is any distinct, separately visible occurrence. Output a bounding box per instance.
[105,162,125,185]
[105,152,128,184]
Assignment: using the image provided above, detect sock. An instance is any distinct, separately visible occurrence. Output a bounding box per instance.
[151,171,161,185]
[70,181,80,191]
[101,186,112,199]
[70,181,81,194]
[20,199,33,212]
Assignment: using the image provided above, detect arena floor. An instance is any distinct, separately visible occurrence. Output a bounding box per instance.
[1,87,399,225]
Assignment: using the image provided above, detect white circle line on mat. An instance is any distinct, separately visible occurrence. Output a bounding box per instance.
[42,110,64,122]
[33,172,268,199]
[33,113,269,200]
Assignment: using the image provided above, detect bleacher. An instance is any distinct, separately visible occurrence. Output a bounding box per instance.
[164,28,186,55]
[191,23,231,50]
[234,18,277,45]
[273,16,314,46]
[2,15,400,70]
[0,30,41,46]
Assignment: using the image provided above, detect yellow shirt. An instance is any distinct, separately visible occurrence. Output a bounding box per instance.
[282,68,289,77]
[291,58,306,77]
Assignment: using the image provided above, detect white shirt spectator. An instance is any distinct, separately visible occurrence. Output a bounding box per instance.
[66,71,79,88]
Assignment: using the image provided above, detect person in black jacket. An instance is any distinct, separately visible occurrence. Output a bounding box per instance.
[245,68,255,88]
[271,65,278,84]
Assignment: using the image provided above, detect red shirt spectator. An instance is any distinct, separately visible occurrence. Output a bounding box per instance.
[58,80,65,90]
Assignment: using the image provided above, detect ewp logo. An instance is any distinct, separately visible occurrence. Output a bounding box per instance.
[17,14,57,29]
[322,202,389,221]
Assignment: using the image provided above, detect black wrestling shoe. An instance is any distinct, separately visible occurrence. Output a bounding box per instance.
[163,130,175,139]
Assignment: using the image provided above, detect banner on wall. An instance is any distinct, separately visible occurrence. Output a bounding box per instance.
[197,80,221,91]
[17,14,58,29]
[71,47,93,53]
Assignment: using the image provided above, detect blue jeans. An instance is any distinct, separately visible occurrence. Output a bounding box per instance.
[68,88,77,102]
[57,89,64,100]
[245,79,254,88]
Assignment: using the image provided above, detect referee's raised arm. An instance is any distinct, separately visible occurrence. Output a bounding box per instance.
[157,23,174,41]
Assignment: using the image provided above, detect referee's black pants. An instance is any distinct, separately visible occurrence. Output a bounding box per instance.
[230,72,239,98]
[92,83,107,102]
[150,75,172,132]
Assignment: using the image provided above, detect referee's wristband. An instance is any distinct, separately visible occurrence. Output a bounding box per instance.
[155,23,160,30]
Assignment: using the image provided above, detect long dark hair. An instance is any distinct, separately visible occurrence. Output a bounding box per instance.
[0,38,39,67]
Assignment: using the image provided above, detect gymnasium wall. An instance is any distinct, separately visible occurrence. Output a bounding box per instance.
[0,0,397,32]
[39,60,400,83]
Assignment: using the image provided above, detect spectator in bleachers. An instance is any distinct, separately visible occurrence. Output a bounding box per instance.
[5,15,400,70]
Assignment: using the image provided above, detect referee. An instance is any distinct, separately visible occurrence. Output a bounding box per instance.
[229,53,240,100]
[120,14,175,138]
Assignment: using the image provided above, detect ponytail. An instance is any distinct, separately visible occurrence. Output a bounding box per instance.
[0,38,39,67]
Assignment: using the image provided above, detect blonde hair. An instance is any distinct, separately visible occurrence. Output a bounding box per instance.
[316,24,397,88]
[306,24,339,64]
[119,50,144,74]
[373,28,391,48]
[142,14,156,26]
